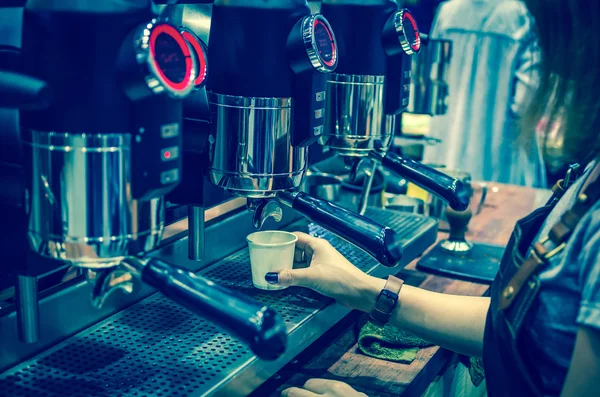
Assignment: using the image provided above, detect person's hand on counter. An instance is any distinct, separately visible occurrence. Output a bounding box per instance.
[281,378,367,397]
[265,232,382,312]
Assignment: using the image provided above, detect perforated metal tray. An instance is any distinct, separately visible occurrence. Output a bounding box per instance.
[0,209,436,397]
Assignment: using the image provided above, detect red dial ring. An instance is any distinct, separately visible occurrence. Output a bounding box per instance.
[313,17,337,69]
[181,29,208,88]
[402,11,421,53]
[149,24,193,93]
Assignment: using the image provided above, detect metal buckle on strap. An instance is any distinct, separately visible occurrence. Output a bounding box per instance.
[535,236,566,261]
[546,164,582,206]
[564,164,581,189]
[551,179,566,196]
[499,239,564,310]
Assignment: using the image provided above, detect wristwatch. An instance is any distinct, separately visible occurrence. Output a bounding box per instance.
[370,276,404,326]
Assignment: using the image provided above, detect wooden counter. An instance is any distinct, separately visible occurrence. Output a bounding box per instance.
[251,183,550,397]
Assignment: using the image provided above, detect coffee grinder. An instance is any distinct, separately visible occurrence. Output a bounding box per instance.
[318,1,469,215]
[188,0,408,267]
[0,0,286,361]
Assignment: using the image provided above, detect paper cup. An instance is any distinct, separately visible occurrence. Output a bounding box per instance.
[246,231,298,290]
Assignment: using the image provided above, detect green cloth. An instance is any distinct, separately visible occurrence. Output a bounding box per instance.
[357,322,433,364]
[467,357,485,387]
[357,321,486,387]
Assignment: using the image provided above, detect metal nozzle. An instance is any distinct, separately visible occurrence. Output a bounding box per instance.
[15,275,39,344]
[188,206,205,261]
[247,199,283,229]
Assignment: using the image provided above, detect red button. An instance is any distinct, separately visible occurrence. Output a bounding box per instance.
[161,146,179,162]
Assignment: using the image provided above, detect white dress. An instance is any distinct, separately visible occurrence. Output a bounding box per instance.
[422,0,547,187]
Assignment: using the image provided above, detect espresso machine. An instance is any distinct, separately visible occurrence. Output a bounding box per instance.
[0,2,440,396]
[318,0,468,215]
[0,0,288,369]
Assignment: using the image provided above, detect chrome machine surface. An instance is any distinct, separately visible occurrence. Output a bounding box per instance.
[408,36,452,116]
[320,3,419,158]
[24,130,163,268]
[0,2,442,396]
[323,74,395,156]
[208,94,307,197]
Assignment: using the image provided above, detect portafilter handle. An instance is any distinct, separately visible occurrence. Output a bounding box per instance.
[277,191,403,267]
[121,257,287,361]
[371,151,470,211]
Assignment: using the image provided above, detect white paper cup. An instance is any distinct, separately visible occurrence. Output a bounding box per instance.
[246,231,298,291]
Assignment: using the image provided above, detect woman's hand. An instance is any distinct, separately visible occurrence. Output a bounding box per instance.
[266,232,490,358]
[264,232,384,312]
[281,379,368,397]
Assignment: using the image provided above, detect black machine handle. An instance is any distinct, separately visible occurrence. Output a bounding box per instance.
[140,259,287,361]
[374,151,470,211]
[0,71,51,110]
[278,191,403,267]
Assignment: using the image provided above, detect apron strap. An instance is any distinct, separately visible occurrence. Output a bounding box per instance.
[499,163,600,311]
[549,164,600,244]
[546,163,582,205]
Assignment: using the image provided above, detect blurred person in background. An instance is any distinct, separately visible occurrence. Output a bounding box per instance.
[422,0,547,187]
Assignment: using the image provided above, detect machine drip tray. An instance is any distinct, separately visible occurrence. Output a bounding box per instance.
[0,209,436,397]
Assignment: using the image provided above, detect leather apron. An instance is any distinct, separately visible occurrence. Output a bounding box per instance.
[483,203,553,396]
[483,165,600,396]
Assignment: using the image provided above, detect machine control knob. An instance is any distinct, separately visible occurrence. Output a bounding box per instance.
[302,14,338,73]
[383,8,422,56]
[119,19,196,101]
[288,14,338,73]
[180,27,209,89]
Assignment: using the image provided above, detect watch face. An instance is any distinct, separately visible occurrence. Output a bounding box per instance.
[380,289,399,308]
[370,281,401,325]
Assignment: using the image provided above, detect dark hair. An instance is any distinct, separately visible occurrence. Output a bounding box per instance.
[523,0,600,164]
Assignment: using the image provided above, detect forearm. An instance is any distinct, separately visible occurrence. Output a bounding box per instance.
[362,276,489,358]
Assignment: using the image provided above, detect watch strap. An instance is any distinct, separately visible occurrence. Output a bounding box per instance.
[370,276,404,326]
